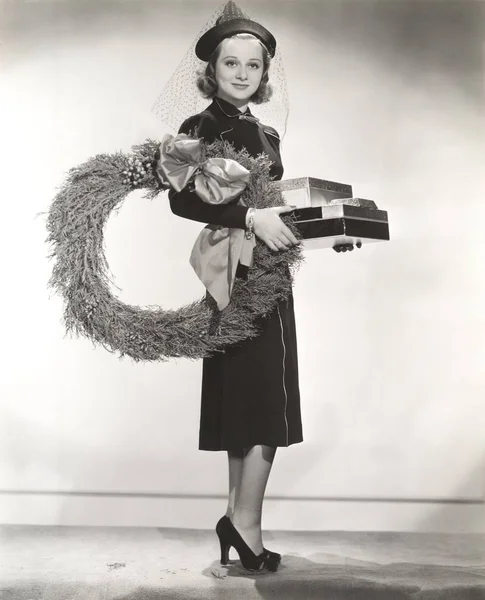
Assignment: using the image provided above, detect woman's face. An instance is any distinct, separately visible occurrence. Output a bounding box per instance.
[214,37,264,108]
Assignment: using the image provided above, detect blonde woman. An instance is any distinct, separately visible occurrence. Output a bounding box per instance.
[168,6,303,573]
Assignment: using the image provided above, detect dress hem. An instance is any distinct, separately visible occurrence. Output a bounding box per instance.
[198,437,304,452]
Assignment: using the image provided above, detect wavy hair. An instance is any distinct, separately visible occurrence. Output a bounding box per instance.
[196,33,272,104]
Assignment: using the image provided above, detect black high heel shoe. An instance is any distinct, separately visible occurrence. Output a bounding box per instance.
[219,516,281,564]
[216,516,279,572]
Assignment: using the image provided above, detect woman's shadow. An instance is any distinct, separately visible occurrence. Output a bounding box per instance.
[201,553,485,600]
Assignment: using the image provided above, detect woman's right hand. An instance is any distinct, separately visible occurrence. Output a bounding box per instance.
[252,206,300,252]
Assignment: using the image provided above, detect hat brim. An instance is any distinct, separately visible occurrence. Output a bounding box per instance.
[195,18,276,61]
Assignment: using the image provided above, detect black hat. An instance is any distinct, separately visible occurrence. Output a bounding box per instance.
[195,6,276,61]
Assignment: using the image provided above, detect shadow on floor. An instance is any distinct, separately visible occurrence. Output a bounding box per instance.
[2,556,485,600]
[212,554,485,600]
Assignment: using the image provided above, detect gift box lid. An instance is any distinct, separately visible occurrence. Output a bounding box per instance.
[328,197,378,210]
[273,177,352,196]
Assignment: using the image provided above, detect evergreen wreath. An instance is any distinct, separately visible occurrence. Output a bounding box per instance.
[45,138,303,362]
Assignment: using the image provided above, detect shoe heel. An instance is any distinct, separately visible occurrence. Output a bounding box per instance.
[219,538,230,565]
[216,516,231,565]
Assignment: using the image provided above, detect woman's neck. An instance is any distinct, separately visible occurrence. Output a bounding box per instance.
[215,93,248,113]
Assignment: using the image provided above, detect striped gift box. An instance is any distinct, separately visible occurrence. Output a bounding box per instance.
[274,178,390,250]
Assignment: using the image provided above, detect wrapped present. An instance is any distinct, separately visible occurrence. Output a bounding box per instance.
[275,178,390,250]
[275,177,352,208]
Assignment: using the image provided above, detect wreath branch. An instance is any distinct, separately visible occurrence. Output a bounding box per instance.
[44,138,303,362]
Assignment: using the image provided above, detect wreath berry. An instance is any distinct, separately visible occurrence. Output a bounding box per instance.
[45,137,303,362]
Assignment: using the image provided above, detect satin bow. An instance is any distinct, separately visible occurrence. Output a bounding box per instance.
[155,133,256,311]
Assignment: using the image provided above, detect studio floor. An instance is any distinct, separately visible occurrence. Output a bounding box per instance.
[1,525,485,599]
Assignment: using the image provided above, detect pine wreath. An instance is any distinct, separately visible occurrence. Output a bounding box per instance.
[45,137,303,362]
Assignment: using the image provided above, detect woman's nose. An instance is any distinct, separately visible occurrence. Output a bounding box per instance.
[236,67,248,80]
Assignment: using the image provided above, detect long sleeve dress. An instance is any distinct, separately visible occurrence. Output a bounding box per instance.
[169,96,303,451]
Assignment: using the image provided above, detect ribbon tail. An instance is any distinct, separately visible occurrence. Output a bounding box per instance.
[189,227,254,311]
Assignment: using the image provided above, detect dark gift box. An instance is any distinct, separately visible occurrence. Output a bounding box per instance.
[274,177,390,250]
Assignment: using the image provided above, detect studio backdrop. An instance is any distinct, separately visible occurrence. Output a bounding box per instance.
[0,0,484,531]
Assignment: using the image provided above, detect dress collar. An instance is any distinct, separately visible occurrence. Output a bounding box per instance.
[213,96,252,118]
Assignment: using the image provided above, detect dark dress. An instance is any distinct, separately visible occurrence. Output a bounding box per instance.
[169,96,303,451]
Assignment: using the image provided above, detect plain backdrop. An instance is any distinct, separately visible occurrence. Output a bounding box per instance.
[0,0,484,531]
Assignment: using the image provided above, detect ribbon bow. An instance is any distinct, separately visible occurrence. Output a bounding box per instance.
[155,133,256,311]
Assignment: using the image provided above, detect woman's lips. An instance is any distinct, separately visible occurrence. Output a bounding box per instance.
[232,84,249,89]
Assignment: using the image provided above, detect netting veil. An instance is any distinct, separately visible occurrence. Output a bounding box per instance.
[151,1,289,138]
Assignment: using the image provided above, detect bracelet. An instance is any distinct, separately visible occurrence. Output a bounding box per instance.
[245,208,255,240]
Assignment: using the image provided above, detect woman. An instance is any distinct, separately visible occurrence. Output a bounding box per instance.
[168,10,303,573]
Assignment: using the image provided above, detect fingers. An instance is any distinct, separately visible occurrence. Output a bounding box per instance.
[268,236,295,252]
[273,205,297,215]
[280,226,299,246]
[266,228,298,251]
[266,239,280,252]
[333,243,359,253]
[260,236,288,252]
[275,232,295,248]
[272,207,300,245]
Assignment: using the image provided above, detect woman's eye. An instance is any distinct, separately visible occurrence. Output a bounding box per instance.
[224,61,260,69]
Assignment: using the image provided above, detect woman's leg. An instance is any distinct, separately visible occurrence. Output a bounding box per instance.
[226,448,245,518]
[232,444,277,555]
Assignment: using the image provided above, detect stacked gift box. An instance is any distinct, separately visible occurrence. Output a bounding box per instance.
[274,177,390,250]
